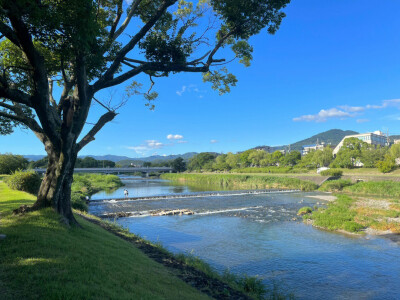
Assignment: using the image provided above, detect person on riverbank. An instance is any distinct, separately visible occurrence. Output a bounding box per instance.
[124,189,129,198]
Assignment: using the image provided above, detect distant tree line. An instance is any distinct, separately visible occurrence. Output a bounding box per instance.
[29,156,116,169]
[139,158,186,173]
[186,139,400,173]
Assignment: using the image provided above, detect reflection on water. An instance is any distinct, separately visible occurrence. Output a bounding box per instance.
[89,176,400,300]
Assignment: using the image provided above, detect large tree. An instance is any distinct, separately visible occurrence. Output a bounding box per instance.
[0,0,290,225]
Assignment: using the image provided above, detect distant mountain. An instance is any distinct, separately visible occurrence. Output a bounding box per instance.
[24,155,46,161]
[254,129,359,152]
[24,152,198,162]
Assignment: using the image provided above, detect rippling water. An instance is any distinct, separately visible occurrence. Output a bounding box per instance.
[90,177,400,299]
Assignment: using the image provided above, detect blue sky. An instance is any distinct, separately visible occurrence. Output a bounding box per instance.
[2,0,400,157]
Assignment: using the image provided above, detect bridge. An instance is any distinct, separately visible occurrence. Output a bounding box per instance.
[33,167,173,177]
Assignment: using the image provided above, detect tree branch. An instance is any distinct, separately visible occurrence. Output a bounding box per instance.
[109,0,123,39]
[76,111,117,151]
[0,20,20,47]
[112,0,143,41]
[93,0,177,91]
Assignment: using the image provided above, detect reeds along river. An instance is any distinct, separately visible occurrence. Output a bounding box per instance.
[89,177,400,300]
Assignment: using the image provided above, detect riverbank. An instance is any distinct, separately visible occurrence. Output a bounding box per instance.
[0,179,282,299]
[302,181,400,238]
[160,173,318,191]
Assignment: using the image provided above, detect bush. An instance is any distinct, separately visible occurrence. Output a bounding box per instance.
[298,206,313,215]
[71,193,88,211]
[0,154,29,174]
[7,170,42,194]
[319,179,353,192]
[320,169,343,177]
[376,160,395,173]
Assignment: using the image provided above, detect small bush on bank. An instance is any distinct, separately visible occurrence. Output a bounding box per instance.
[376,160,395,173]
[320,169,343,177]
[298,206,313,215]
[319,179,353,192]
[71,193,88,211]
[7,170,42,194]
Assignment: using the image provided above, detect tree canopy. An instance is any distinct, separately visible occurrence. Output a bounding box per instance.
[0,0,290,224]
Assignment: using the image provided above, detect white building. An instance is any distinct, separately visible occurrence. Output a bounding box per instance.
[333,131,388,155]
[301,143,325,156]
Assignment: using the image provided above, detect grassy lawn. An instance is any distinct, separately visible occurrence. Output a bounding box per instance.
[0,181,209,300]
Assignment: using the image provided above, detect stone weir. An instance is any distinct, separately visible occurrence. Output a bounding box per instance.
[100,209,195,219]
[90,189,301,204]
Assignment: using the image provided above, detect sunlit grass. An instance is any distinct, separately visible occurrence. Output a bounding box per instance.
[161,173,318,191]
[0,181,208,300]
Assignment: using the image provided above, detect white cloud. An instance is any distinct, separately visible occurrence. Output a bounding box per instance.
[294,98,400,123]
[210,139,219,144]
[366,99,400,109]
[167,134,183,140]
[176,84,206,97]
[126,140,166,156]
[293,108,353,122]
[176,86,187,96]
[338,105,365,112]
[177,140,188,144]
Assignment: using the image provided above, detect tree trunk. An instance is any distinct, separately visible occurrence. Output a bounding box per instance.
[33,144,79,226]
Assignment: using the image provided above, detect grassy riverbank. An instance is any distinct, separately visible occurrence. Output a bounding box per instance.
[161,173,318,191]
[1,177,288,299]
[71,173,124,211]
[305,181,400,234]
[0,181,209,299]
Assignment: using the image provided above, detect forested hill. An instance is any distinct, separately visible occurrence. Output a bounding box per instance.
[255,129,359,152]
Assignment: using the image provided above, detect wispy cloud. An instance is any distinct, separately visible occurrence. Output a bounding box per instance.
[176,86,187,96]
[167,134,183,140]
[177,140,188,144]
[294,98,400,123]
[176,84,206,98]
[293,108,354,122]
[210,139,219,144]
[126,140,167,156]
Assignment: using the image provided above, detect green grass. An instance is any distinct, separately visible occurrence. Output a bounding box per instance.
[230,167,310,174]
[161,173,318,191]
[343,181,400,198]
[72,173,124,195]
[307,194,364,233]
[318,179,353,192]
[0,181,209,300]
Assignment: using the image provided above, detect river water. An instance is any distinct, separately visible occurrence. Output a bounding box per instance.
[89,177,400,299]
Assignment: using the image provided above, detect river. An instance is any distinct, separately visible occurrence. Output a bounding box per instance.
[89,176,400,299]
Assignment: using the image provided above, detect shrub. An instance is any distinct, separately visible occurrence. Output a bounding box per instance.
[0,154,29,174]
[298,206,313,215]
[320,169,343,177]
[7,170,42,194]
[71,193,88,211]
[319,179,353,192]
[376,160,395,173]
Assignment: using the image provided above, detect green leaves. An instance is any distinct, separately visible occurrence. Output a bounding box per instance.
[202,68,237,95]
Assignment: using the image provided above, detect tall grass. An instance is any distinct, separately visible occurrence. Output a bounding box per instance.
[318,179,353,192]
[230,167,310,174]
[343,181,400,198]
[161,173,318,191]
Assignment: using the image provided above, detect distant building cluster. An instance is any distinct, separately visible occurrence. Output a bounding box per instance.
[300,130,390,157]
[332,130,388,155]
